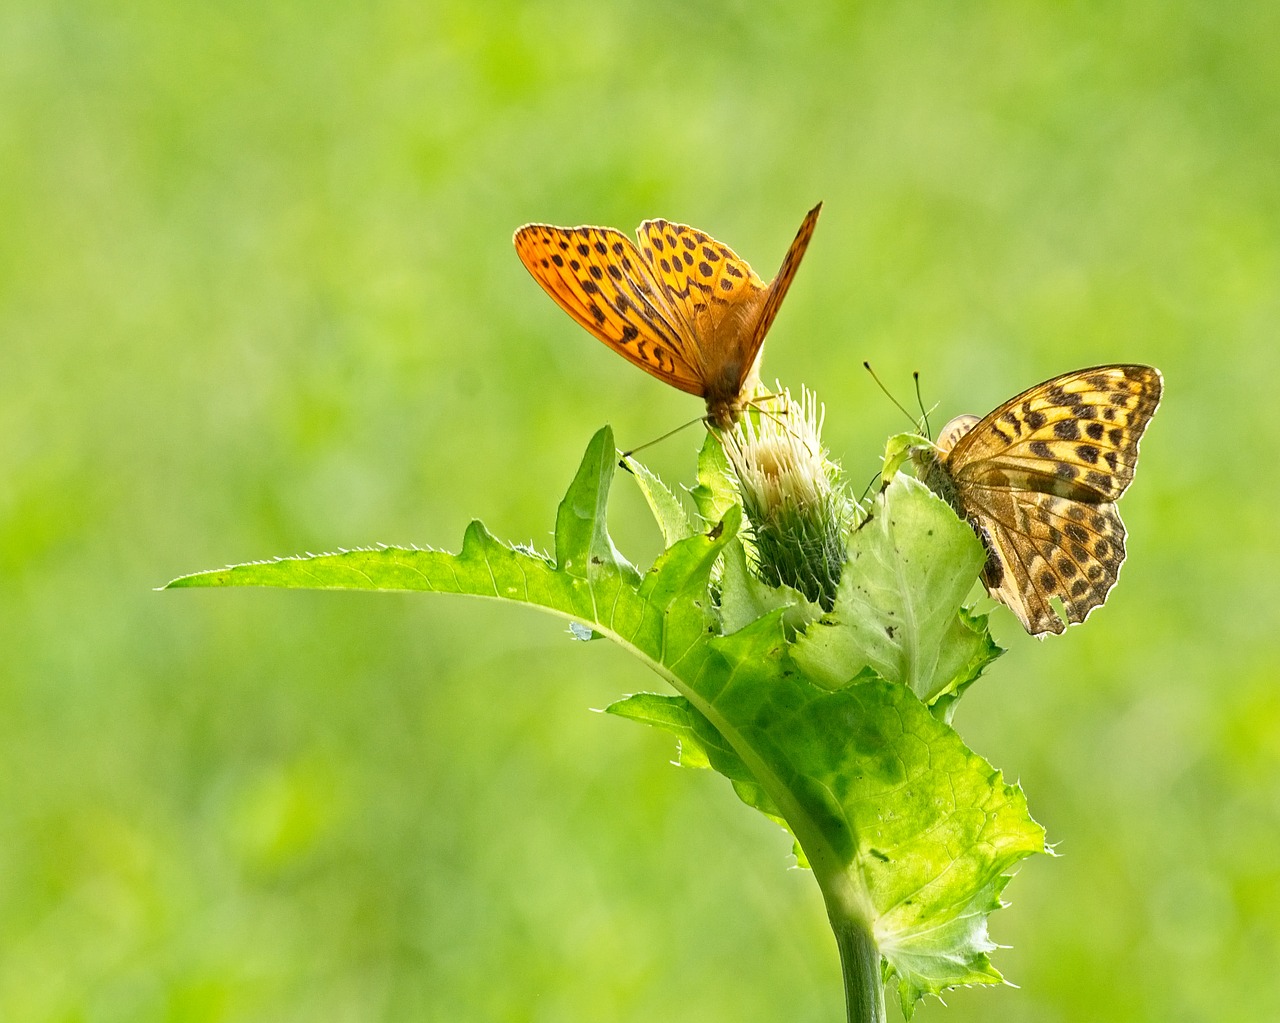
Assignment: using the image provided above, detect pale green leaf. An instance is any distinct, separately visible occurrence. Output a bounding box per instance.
[623,455,694,545]
[791,475,997,704]
[701,616,1044,1014]
[882,430,931,482]
[689,430,737,528]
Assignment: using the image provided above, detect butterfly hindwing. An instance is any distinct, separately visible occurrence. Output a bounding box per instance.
[513,224,704,395]
[636,219,768,337]
[969,489,1129,636]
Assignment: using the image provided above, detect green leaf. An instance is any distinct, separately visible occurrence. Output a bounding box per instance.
[167,426,1044,1015]
[606,692,716,769]
[166,428,741,695]
[882,430,931,482]
[553,428,640,582]
[689,430,737,528]
[791,475,999,705]
[718,538,823,636]
[604,692,781,815]
[622,455,694,545]
[699,619,1044,1015]
[606,689,804,864]
[927,606,1003,725]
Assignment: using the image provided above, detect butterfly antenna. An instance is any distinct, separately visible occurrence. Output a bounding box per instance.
[863,361,920,430]
[619,415,708,465]
[912,371,932,440]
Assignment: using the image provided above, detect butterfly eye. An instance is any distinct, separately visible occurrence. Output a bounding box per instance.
[936,415,980,456]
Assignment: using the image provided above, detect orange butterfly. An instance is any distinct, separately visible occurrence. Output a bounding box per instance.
[513,204,822,428]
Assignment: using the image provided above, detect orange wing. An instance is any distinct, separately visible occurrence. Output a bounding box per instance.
[513,224,704,395]
[636,218,768,345]
[752,202,822,357]
[515,205,823,418]
[636,203,822,385]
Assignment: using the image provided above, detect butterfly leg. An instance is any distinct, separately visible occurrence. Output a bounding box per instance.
[617,415,712,463]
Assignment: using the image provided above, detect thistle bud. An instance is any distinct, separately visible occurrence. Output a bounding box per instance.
[721,387,849,609]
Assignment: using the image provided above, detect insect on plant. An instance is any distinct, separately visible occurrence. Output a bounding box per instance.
[513,203,822,429]
[908,365,1162,636]
[168,204,1162,1023]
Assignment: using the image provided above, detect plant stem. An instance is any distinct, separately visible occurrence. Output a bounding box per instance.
[833,917,885,1023]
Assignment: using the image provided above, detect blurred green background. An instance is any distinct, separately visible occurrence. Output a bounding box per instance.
[3,1,1277,1019]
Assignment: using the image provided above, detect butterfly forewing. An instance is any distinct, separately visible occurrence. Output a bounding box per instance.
[637,219,767,330]
[513,224,704,395]
[751,202,823,355]
[949,365,1163,502]
[936,364,1162,636]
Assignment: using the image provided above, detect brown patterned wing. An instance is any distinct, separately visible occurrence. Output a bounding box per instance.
[513,224,705,396]
[948,365,1163,502]
[945,364,1163,636]
[964,490,1129,636]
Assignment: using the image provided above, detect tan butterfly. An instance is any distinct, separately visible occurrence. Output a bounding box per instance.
[513,204,822,428]
[913,364,1163,636]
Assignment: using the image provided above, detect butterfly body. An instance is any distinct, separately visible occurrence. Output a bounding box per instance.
[913,364,1163,636]
[514,204,821,429]
[698,348,760,429]
[913,414,979,514]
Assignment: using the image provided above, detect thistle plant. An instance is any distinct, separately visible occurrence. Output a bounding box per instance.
[167,388,1049,1023]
